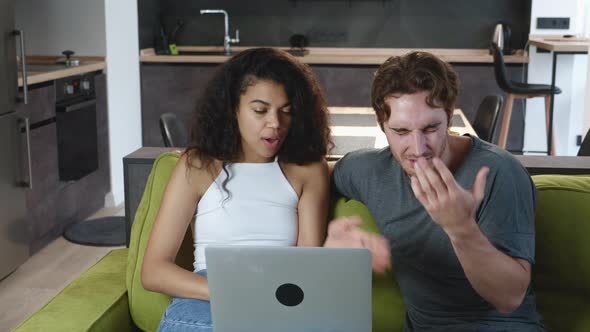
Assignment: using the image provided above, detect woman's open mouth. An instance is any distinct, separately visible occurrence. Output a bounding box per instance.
[263,137,280,150]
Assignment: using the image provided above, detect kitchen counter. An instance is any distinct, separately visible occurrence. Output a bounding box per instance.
[18,56,106,87]
[140,46,529,65]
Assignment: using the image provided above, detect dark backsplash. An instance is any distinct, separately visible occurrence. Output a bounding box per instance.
[138,0,531,50]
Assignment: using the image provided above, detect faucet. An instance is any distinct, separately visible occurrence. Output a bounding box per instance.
[200,9,240,55]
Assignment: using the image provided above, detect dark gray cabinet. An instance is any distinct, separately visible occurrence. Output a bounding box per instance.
[140,62,526,151]
[15,73,110,254]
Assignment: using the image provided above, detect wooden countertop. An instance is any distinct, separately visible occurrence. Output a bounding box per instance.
[528,35,590,53]
[18,56,106,87]
[140,46,528,65]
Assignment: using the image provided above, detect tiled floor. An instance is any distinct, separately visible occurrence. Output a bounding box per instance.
[0,206,125,332]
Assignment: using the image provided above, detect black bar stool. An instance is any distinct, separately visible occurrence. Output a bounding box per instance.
[491,42,561,155]
[472,95,503,143]
[159,112,189,147]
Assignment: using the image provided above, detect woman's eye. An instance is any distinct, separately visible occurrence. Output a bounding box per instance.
[281,107,292,114]
[253,108,267,114]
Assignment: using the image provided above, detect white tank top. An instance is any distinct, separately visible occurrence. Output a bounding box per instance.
[193,158,299,271]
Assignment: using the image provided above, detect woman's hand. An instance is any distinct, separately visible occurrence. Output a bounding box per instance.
[324,216,391,273]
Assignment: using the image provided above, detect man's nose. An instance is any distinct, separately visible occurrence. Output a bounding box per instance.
[410,132,427,156]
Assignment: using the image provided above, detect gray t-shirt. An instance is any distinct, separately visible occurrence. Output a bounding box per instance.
[333,136,545,331]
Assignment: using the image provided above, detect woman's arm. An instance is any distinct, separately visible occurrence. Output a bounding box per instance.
[141,154,213,300]
[296,159,330,246]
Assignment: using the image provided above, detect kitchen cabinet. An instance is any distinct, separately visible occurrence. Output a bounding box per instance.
[15,73,110,254]
[15,84,59,252]
[140,62,527,151]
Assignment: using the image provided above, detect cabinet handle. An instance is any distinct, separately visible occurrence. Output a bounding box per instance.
[22,117,33,189]
[62,99,96,113]
[13,29,28,105]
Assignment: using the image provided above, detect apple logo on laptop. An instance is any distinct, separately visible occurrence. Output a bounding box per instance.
[275,283,304,307]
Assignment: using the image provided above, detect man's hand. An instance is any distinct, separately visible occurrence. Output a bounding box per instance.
[410,157,489,237]
[324,216,391,273]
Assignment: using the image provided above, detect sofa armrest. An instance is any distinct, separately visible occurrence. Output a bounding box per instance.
[13,248,133,332]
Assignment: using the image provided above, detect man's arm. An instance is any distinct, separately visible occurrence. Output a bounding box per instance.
[447,221,531,314]
[411,157,530,314]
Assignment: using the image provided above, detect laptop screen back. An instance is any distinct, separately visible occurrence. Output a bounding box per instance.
[205,246,372,332]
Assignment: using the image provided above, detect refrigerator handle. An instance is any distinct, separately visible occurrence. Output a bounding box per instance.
[13,29,28,105]
[19,117,33,189]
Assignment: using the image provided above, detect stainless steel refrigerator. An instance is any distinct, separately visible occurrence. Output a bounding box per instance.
[1,0,30,280]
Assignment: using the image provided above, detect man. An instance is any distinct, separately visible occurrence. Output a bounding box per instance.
[325,52,545,331]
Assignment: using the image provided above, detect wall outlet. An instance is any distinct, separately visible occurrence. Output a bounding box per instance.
[537,17,570,30]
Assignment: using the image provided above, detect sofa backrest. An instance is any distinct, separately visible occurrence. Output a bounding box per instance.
[125,152,406,332]
[125,152,590,332]
[126,152,194,332]
[530,174,590,331]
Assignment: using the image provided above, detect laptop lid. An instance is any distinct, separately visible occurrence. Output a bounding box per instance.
[205,246,372,332]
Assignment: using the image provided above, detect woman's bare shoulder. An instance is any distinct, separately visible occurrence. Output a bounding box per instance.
[176,152,222,196]
[282,159,329,186]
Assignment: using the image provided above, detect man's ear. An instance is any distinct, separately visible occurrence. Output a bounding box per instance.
[446,107,454,128]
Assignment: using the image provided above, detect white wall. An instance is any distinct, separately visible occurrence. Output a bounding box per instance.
[14,0,106,56]
[104,0,142,206]
[584,1,590,139]
[526,0,589,155]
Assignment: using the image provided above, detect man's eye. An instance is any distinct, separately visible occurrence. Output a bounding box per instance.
[424,127,438,133]
[392,129,408,135]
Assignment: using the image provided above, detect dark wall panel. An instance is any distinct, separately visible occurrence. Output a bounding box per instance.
[138,0,531,49]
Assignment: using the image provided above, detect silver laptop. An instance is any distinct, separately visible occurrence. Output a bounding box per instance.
[205,246,372,332]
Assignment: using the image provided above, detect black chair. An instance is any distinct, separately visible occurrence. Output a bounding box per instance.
[159,112,189,147]
[472,95,503,143]
[578,128,590,156]
[491,42,562,155]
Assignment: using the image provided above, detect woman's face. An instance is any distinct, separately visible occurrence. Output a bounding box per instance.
[236,79,292,163]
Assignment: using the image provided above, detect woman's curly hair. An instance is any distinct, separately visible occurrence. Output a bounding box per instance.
[184,47,332,176]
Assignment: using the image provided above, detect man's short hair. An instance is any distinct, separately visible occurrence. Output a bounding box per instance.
[371,51,459,128]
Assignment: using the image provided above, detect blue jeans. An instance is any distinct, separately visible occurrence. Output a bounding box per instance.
[157,270,212,332]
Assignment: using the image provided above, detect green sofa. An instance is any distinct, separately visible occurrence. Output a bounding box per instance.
[13,153,590,332]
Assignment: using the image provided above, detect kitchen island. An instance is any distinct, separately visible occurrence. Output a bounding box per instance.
[139,46,528,151]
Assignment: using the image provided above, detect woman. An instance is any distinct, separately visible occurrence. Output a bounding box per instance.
[141,48,332,331]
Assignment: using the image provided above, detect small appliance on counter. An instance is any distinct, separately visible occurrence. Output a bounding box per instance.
[491,22,513,55]
[56,50,80,67]
[287,34,309,57]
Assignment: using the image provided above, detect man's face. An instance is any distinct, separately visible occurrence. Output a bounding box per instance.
[383,90,450,176]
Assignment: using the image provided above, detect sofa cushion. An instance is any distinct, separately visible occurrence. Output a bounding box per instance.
[126,152,194,332]
[13,248,131,332]
[531,175,590,331]
[332,197,405,332]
